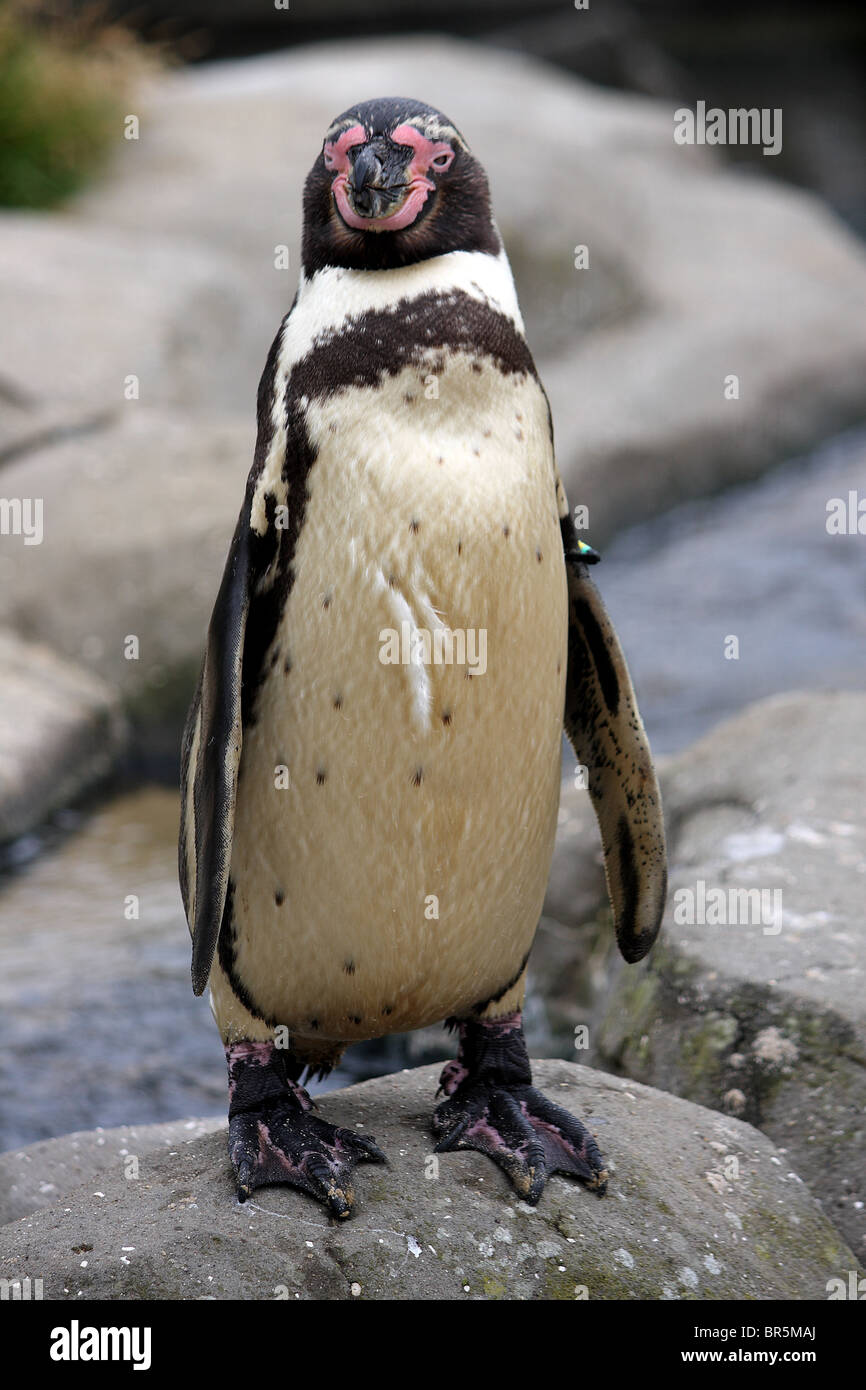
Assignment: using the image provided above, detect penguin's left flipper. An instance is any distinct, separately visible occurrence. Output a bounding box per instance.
[560,514,668,963]
[432,1017,607,1204]
[179,483,280,997]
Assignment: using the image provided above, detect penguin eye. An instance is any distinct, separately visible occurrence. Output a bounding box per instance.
[430,150,454,171]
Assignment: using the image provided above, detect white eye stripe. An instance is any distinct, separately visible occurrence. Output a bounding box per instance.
[323,116,363,143]
[322,113,467,152]
[402,115,467,149]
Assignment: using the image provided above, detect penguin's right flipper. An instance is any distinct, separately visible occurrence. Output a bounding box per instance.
[180,488,276,996]
[560,515,667,964]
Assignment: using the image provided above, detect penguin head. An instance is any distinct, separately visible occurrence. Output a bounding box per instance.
[302,97,500,273]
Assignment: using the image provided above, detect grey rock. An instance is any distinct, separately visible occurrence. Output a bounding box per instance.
[0,1118,223,1228]
[595,692,866,1255]
[545,776,605,932]
[0,631,127,844]
[0,1062,858,1300]
[0,381,110,471]
[0,410,252,754]
[0,215,263,417]
[532,777,609,1050]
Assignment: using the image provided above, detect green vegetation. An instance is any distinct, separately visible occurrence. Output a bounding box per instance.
[0,2,148,208]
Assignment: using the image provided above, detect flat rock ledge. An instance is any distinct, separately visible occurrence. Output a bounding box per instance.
[0,1063,858,1301]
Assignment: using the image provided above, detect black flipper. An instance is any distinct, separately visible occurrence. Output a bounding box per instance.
[180,498,259,996]
[179,315,295,998]
[560,512,667,962]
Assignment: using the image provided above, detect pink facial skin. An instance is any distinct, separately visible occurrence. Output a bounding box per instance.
[323,121,455,233]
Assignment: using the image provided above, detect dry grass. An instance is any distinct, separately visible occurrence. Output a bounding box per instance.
[0,1,156,208]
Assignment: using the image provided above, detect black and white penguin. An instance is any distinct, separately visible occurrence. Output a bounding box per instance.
[179,97,667,1219]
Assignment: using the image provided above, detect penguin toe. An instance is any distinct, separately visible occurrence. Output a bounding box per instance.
[228,1104,387,1217]
[432,1081,607,1203]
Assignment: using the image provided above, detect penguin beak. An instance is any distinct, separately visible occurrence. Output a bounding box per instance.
[347,144,409,220]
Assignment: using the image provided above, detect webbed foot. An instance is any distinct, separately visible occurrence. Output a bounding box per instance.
[226,1041,386,1219]
[432,1013,607,1204]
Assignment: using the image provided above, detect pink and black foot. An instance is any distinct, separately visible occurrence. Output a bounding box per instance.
[226,1041,386,1218]
[432,1013,608,1204]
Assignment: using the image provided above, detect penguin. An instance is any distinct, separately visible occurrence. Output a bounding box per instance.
[179,97,667,1220]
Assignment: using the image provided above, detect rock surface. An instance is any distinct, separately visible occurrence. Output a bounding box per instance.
[0,1062,859,1301]
[0,631,127,844]
[0,216,259,419]
[0,411,252,760]
[0,1118,223,1229]
[595,692,866,1256]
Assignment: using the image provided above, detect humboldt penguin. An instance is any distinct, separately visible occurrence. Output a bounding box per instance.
[179,97,667,1219]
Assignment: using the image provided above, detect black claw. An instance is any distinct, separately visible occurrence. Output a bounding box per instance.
[433,1079,607,1203]
[343,1130,386,1162]
[227,1096,386,1216]
[223,1043,387,1218]
[431,1014,608,1204]
[433,1114,471,1152]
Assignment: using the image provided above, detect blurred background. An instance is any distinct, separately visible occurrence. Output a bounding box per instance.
[0,0,864,1217]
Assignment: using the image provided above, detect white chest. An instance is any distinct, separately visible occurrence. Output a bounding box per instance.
[214,256,568,1040]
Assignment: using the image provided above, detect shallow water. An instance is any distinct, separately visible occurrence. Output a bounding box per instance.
[0,790,221,1150]
[589,427,866,758]
[0,789,424,1151]
[2,428,864,1150]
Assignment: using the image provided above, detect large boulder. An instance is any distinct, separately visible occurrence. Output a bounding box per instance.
[0,1062,858,1300]
[0,410,251,761]
[0,1118,222,1229]
[0,631,127,844]
[595,692,866,1256]
[0,215,265,418]
[531,780,608,1052]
